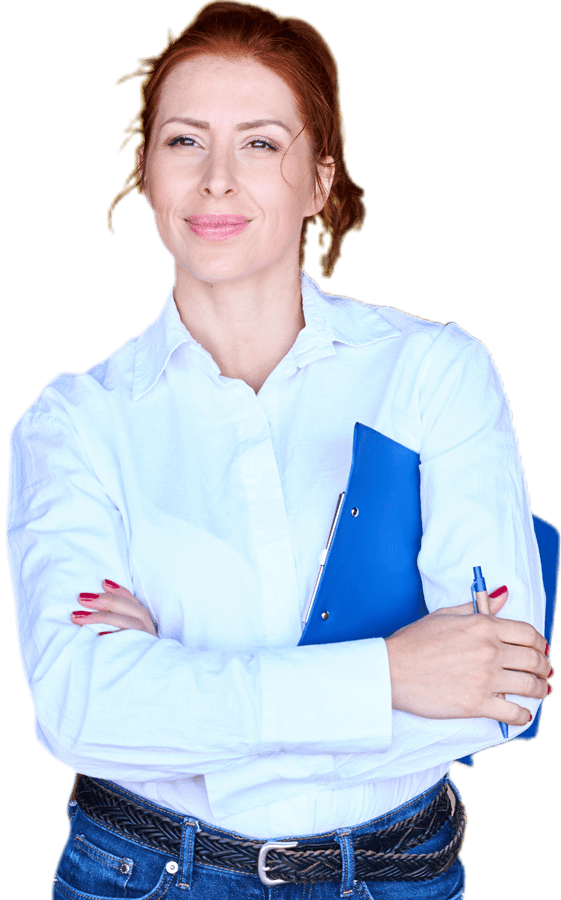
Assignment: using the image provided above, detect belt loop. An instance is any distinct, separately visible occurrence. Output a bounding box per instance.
[177,817,200,890]
[335,829,355,898]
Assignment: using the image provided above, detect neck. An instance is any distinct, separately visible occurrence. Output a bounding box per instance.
[173,263,305,393]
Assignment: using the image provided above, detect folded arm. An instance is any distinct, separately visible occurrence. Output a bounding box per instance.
[329,328,550,783]
[202,330,551,814]
[9,394,392,783]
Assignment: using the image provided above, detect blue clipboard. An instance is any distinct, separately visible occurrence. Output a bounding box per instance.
[299,423,557,763]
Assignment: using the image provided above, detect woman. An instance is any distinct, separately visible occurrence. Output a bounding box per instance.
[8,3,552,898]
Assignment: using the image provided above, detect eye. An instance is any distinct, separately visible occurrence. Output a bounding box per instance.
[167,135,200,148]
[245,138,280,151]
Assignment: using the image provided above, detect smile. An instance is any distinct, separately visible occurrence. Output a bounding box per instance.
[188,215,249,241]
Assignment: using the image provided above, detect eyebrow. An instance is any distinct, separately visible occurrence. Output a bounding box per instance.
[160,116,292,135]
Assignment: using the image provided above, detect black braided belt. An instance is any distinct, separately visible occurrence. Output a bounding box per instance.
[75,774,466,884]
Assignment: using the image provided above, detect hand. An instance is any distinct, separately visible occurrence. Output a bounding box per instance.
[71,579,158,637]
[385,588,550,726]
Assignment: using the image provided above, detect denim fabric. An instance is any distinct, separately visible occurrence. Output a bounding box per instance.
[53,776,464,900]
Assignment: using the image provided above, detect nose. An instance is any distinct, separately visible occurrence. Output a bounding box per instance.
[199,145,237,198]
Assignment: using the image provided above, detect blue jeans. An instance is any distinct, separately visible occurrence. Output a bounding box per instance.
[53,775,464,900]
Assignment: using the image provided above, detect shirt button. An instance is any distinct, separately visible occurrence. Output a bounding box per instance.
[166,861,179,874]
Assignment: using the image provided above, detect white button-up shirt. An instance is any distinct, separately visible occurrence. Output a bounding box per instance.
[8,273,545,838]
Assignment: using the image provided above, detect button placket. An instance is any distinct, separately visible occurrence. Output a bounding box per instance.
[233,389,300,645]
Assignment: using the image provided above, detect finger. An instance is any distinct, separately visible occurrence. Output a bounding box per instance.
[482,695,534,727]
[488,587,509,615]
[71,609,150,632]
[435,600,478,617]
[497,670,549,700]
[500,643,551,680]
[435,587,508,619]
[71,610,120,634]
[495,617,548,653]
[100,583,150,616]
[78,592,144,617]
[102,579,138,602]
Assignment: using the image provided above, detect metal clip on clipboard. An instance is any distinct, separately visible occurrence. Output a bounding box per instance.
[302,492,346,628]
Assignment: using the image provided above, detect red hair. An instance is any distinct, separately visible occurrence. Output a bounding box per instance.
[110,2,365,276]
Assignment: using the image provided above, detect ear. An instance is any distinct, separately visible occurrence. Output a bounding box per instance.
[307,156,335,217]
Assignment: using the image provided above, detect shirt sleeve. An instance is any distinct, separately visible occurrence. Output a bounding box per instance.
[323,326,547,783]
[8,389,392,784]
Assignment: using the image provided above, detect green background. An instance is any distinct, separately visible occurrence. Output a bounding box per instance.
[1,0,561,900]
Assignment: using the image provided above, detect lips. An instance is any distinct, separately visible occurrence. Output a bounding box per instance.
[189,215,248,225]
[188,214,249,240]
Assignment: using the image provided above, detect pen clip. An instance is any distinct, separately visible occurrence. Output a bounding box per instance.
[471,581,478,613]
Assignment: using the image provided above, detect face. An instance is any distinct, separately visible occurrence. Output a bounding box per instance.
[140,55,333,287]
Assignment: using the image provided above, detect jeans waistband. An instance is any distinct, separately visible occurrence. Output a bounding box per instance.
[73,773,466,889]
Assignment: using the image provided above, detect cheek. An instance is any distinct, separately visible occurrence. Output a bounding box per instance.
[259,170,310,222]
[149,175,174,211]
[276,156,317,218]
[143,160,185,214]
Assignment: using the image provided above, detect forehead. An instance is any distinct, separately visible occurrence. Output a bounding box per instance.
[156,55,303,124]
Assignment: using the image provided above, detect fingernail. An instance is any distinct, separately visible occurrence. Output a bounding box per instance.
[545,643,550,656]
[98,631,113,636]
[72,610,93,617]
[528,713,533,722]
[79,593,99,600]
[489,585,507,599]
[549,667,554,678]
[547,684,552,695]
[104,580,120,589]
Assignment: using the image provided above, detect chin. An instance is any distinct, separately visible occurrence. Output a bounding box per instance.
[181,261,256,285]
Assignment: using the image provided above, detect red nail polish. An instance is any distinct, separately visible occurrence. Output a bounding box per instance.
[547,684,552,695]
[489,585,507,599]
[72,610,93,617]
[79,593,99,600]
[104,580,120,589]
[98,631,113,636]
[528,713,533,722]
[545,643,550,656]
[549,667,554,678]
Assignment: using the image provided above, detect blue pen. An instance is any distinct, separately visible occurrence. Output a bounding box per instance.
[471,566,509,740]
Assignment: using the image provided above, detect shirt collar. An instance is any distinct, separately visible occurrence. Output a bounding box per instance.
[133,293,193,400]
[132,273,401,400]
[296,272,400,360]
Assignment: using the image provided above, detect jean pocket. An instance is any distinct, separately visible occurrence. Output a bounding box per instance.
[54,870,174,900]
[356,881,463,900]
[54,868,174,900]
[53,829,175,900]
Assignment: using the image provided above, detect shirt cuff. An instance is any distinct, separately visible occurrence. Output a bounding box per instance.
[258,637,392,754]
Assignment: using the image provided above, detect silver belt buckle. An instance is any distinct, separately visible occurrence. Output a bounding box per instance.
[257,840,299,886]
